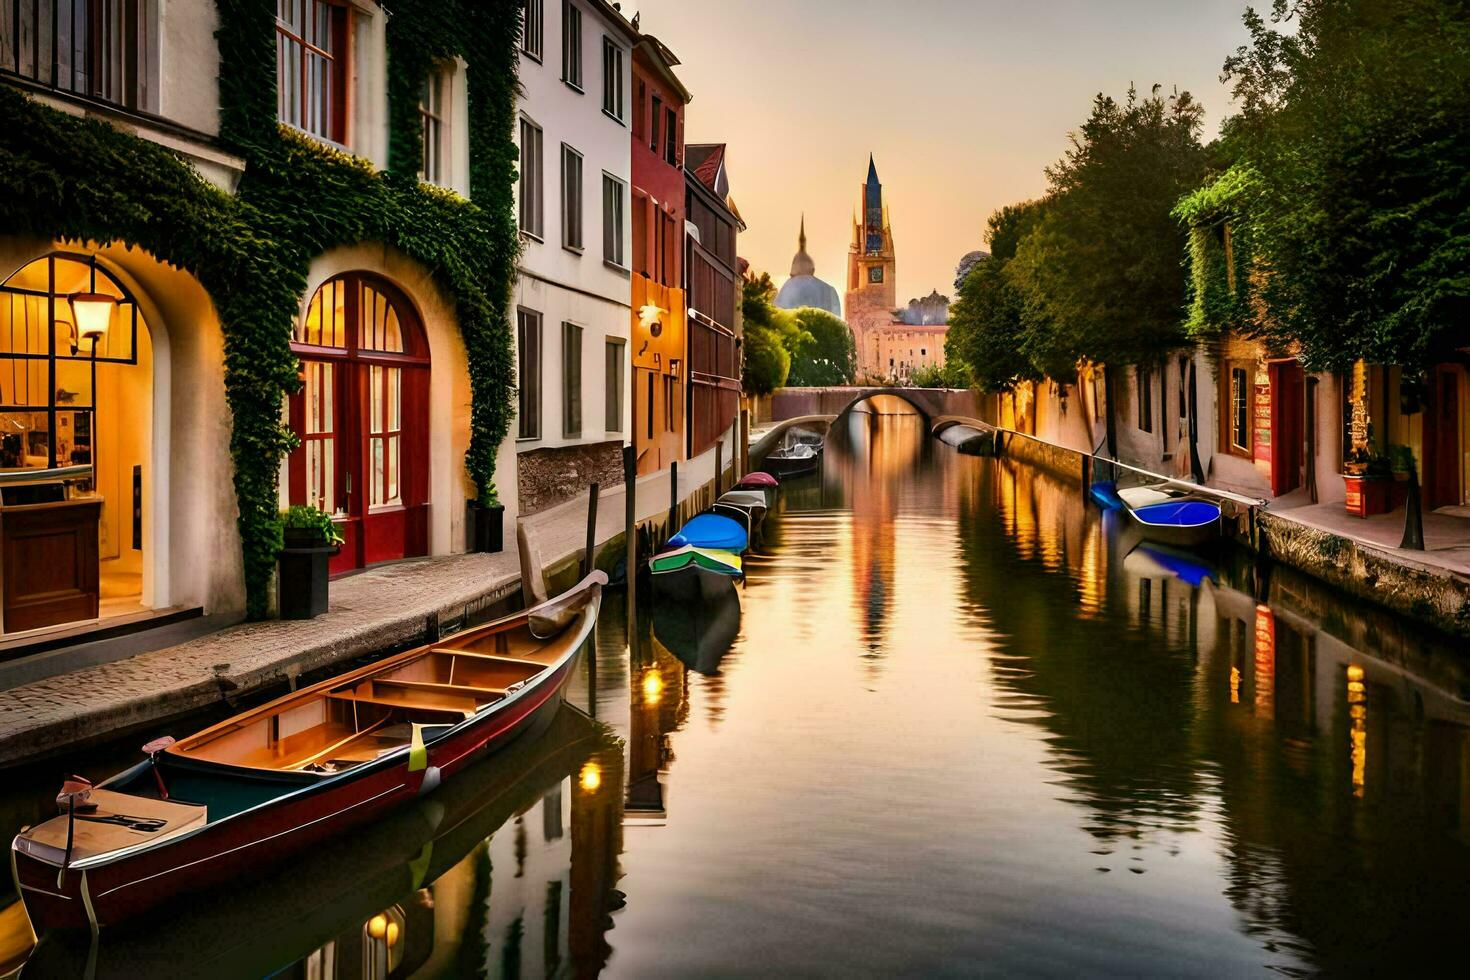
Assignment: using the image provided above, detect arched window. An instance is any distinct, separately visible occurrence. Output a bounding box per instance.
[288,273,429,572]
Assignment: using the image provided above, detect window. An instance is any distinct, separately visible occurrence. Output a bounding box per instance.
[645,372,654,440]
[560,0,581,88]
[602,173,625,267]
[519,117,544,238]
[276,0,348,143]
[664,106,678,166]
[517,310,542,439]
[562,322,582,438]
[419,68,446,185]
[650,95,661,152]
[1137,366,1154,433]
[522,0,543,60]
[663,374,676,431]
[869,267,883,284]
[561,144,583,251]
[601,37,622,121]
[605,339,624,432]
[0,253,142,478]
[3,0,154,110]
[1229,366,1251,453]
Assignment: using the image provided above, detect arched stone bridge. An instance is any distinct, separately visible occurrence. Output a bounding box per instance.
[766,386,982,426]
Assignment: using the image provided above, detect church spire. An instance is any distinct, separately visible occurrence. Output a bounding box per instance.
[867,154,880,188]
[791,214,816,277]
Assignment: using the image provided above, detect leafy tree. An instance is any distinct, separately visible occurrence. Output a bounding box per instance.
[947,201,1050,391]
[740,272,807,395]
[786,307,857,386]
[1009,85,1208,372]
[1203,0,1470,371]
[908,360,972,389]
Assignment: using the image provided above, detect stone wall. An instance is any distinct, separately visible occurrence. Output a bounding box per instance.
[517,441,626,516]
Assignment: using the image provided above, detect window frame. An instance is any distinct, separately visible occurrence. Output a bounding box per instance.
[2,0,156,112]
[517,309,543,441]
[519,115,545,240]
[664,105,678,166]
[560,0,582,90]
[601,36,623,123]
[650,94,661,152]
[562,321,583,438]
[419,65,448,186]
[561,143,584,253]
[275,0,350,146]
[605,337,625,433]
[521,0,544,62]
[1226,364,1253,456]
[602,172,626,270]
[1137,365,1154,434]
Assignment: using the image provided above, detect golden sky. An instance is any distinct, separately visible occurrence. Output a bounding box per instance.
[629,0,1252,309]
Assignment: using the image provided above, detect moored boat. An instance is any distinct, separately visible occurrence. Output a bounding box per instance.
[763,442,820,479]
[716,489,769,530]
[1125,496,1222,548]
[11,573,607,934]
[649,546,742,602]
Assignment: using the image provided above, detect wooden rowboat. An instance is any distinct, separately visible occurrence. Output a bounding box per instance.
[11,572,606,934]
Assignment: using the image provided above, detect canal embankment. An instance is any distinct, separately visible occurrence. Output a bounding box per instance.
[0,439,741,768]
[940,417,1470,639]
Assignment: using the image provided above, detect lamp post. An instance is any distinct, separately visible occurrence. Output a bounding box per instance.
[67,289,114,488]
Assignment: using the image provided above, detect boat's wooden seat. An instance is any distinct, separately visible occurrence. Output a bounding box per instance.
[372,678,508,700]
[326,689,476,717]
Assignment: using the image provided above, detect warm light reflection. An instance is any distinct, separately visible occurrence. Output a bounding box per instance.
[1253,606,1275,719]
[1347,664,1367,797]
[642,668,665,704]
[1230,666,1241,704]
[367,913,388,939]
[579,761,602,793]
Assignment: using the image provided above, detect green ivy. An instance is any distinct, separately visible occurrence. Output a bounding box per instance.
[0,0,521,618]
[1173,164,1264,340]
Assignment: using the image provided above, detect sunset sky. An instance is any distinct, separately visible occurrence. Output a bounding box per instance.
[628,0,1256,309]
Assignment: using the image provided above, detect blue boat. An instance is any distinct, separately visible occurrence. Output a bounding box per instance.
[1127,498,1221,548]
[1089,481,1125,511]
[668,512,749,553]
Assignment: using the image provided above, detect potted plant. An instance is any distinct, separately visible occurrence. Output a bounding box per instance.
[278,505,343,620]
[1388,444,1415,509]
[1343,450,1392,518]
[467,489,505,554]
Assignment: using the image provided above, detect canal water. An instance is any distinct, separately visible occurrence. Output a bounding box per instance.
[4,407,1469,976]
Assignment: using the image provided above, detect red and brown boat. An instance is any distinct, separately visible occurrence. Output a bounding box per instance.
[10,572,606,934]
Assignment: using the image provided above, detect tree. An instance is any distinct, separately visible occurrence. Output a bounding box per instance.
[786,307,857,386]
[908,360,972,389]
[946,201,1049,391]
[1009,85,1208,372]
[1205,0,1470,371]
[740,272,807,395]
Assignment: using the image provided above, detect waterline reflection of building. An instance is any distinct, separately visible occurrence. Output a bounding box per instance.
[952,446,1470,973]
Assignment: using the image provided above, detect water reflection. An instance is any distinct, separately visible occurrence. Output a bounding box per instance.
[4,410,1469,975]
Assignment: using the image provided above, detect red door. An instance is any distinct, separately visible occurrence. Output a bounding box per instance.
[288,274,430,574]
[1425,366,1462,510]
[1269,361,1305,497]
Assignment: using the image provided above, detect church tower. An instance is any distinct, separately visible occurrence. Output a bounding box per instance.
[845,156,898,377]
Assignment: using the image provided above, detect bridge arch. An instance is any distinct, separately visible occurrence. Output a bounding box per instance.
[831,387,939,425]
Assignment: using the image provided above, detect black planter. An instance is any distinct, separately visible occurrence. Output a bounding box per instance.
[278,534,337,620]
[468,502,506,554]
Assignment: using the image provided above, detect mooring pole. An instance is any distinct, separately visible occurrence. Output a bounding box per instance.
[667,460,679,535]
[715,440,723,497]
[741,408,751,474]
[623,445,637,625]
[583,482,599,577]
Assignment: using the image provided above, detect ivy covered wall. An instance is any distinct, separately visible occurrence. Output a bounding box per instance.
[0,0,522,618]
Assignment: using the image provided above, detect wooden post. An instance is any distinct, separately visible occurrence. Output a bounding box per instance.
[741,409,751,474]
[623,445,636,624]
[667,460,679,535]
[1080,453,1091,497]
[715,440,723,497]
[583,482,599,577]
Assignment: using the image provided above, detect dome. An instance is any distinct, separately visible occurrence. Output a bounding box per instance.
[774,216,842,318]
[776,276,842,317]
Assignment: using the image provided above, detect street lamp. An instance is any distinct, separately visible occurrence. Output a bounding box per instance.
[67,288,114,485]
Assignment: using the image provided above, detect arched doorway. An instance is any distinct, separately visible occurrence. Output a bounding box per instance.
[0,251,154,634]
[288,273,430,574]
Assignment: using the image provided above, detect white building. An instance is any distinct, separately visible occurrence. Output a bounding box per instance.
[512,0,637,515]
